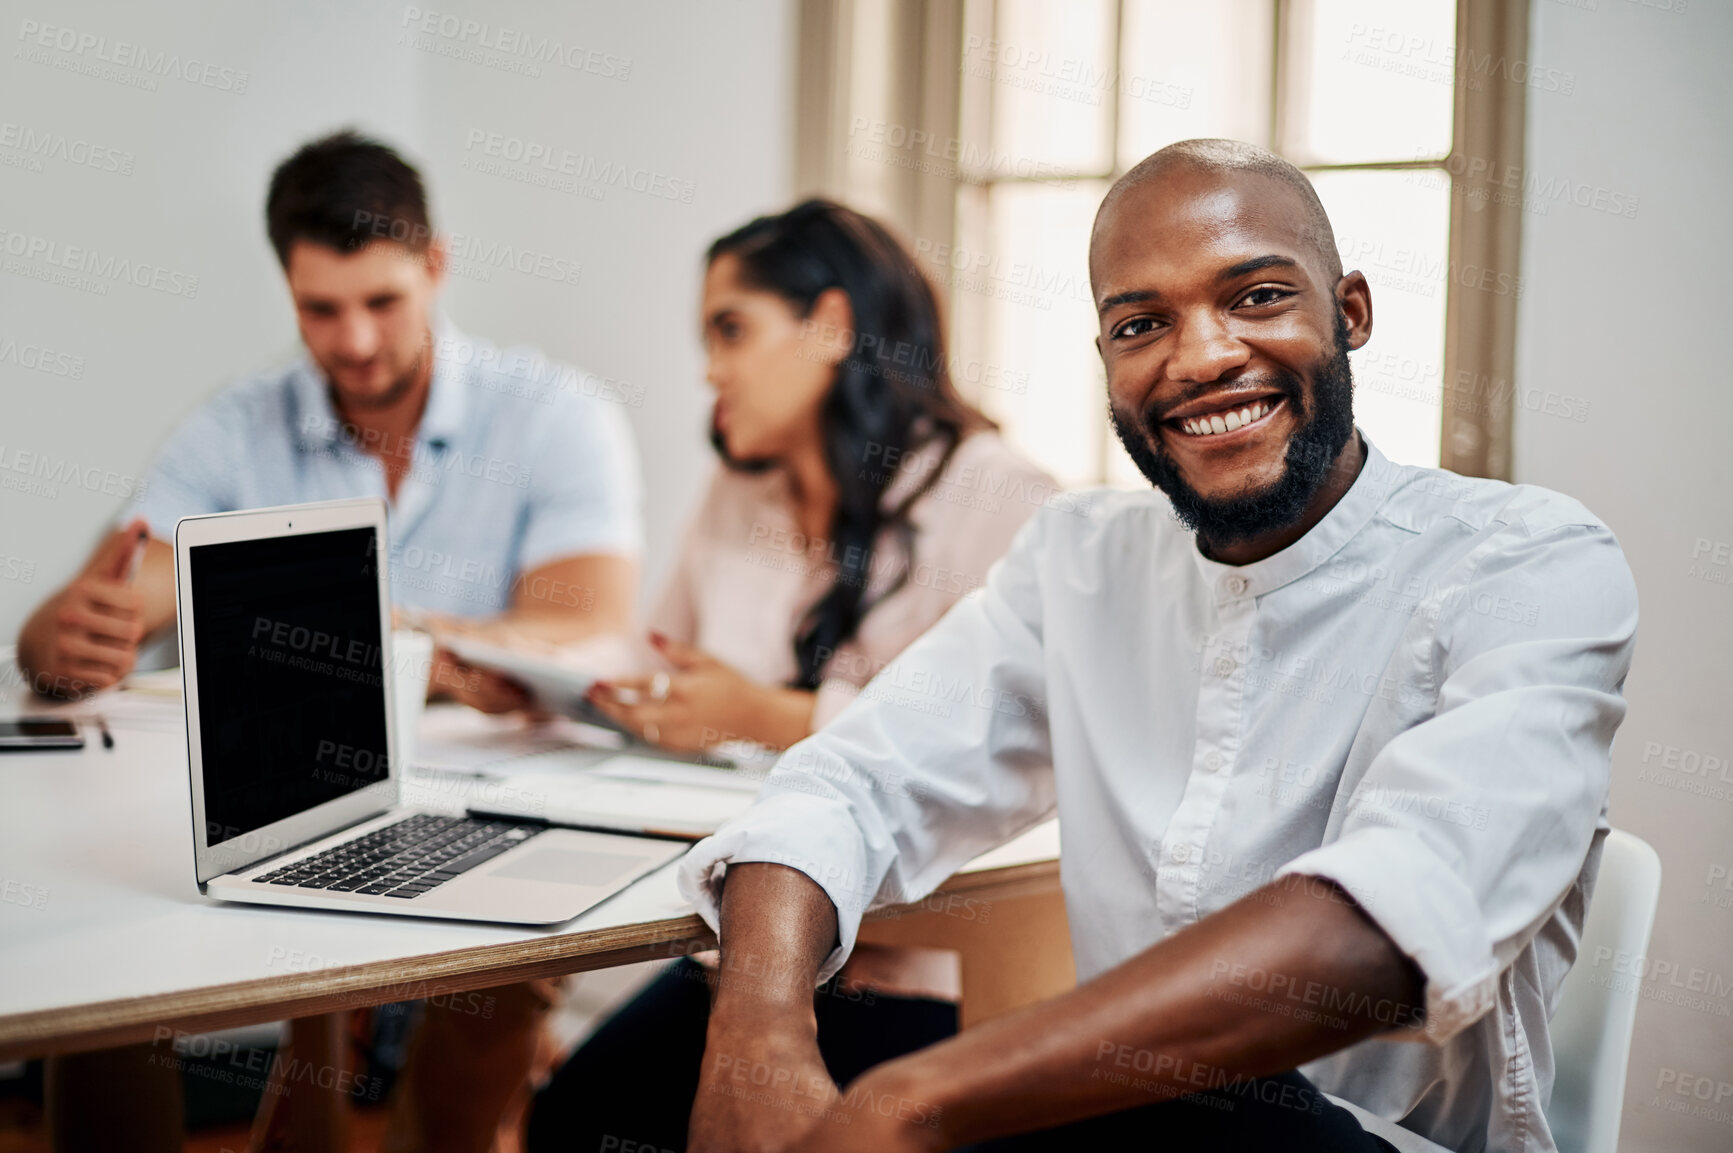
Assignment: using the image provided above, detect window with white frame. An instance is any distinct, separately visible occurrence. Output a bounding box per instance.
[942,0,1460,488]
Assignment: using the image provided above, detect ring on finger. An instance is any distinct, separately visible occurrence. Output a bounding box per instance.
[649,671,671,702]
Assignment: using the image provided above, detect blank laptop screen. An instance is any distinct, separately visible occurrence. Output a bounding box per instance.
[189,526,389,847]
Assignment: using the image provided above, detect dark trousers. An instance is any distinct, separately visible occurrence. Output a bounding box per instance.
[526,959,1398,1153]
[953,1070,1400,1151]
[527,958,958,1152]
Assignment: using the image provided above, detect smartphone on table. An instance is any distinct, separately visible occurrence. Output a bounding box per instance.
[0,718,85,750]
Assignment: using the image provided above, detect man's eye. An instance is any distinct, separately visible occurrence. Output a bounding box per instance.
[1238,287,1292,308]
[1113,317,1160,339]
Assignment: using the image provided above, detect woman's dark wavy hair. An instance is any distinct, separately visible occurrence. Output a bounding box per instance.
[707,199,995,691]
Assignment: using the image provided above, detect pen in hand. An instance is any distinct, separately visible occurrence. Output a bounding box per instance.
[125,526,148,584]
[116,525,149,701]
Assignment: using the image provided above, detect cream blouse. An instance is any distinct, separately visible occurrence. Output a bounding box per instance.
[651,431,1058,730]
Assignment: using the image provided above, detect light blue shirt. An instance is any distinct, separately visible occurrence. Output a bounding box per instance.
[135,323,642,616]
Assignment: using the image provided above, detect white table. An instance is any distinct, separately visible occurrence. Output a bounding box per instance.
[0,694,1062,1060]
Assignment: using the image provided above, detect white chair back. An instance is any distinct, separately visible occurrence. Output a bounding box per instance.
[1544,828,1663,1153]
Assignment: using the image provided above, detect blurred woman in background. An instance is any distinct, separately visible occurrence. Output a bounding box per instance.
[526,199,1059,1149]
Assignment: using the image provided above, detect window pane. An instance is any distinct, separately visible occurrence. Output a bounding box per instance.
[1310,168,1451,468]
[839,0,897,217]
[1117,0,1274,169]
[1283,0,1454,165]
[952,181,1108,488]
[964,0,1116,177]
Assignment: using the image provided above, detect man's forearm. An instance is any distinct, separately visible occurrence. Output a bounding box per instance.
[874,875,1424,1147]
[492,604,624,644]
[506,553,636,643]
[688,864,845,1152]
[16,540,174,697]
[710,863,839,1026]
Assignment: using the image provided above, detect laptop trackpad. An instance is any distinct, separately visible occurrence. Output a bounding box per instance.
[487,847,645,887]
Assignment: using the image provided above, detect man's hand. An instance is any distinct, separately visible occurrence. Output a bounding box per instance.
[691,1032,948,1153]
[402,612,539,716]
[587,633,815,751]
[816,875,1426,1148]
[400,553,638,718]
[18,519,151,697]
[688,1016,833,1153]
[427,645,532,715]
[782,1059,951,1153]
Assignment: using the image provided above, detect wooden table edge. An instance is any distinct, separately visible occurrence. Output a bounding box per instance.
[0,858,1059,1060]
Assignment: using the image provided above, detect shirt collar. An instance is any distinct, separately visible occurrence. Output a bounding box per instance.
[1189,431,1401,604]
[288,316,468,453]
[288,355,341,450]
[418,317,469,449]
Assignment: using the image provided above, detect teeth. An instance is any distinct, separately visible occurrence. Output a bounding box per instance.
[1179,400,1272,437]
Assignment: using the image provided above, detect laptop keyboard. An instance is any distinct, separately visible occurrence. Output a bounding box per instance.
[251,814,544,899]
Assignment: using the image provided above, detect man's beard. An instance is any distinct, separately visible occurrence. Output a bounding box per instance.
[1109,316,1356,548]
[324,341,428,413]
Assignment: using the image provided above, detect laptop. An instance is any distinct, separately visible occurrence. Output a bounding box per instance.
[175,498,684,925]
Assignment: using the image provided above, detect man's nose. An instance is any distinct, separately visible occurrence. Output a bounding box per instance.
[336,312,380,362]
[1164,313,1250,385]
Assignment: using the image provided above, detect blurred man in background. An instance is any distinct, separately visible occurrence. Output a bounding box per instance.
[18,130,643,1153]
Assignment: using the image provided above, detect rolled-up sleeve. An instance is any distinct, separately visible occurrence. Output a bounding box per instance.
[517,387,644,569]
[131,400,241,539]
[1276,520,1638,1043]
[678,508,1059,983]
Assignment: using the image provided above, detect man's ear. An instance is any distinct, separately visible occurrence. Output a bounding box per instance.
[805,287,855,368]
[1336,270,1373,351]
[421,237,448,293]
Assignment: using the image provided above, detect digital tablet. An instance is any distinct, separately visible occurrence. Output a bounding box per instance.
[439,635,626,729]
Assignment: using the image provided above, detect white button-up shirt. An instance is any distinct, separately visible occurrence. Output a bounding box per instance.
[679,438,1638,1153]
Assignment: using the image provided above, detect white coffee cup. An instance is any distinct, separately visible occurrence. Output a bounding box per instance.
[390,628,435,770]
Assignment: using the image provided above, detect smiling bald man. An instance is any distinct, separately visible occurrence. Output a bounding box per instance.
[669,139,1639,1152]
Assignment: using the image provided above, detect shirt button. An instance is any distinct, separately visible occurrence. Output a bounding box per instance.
[1169,842,1191,864]
[1214,656,1236,677]
[1226,575,1249,596]
[1204,750,1224,772]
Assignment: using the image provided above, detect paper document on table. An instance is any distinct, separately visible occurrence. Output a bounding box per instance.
[56,677,188,734]
[548,753,764,791]
[411,705,622,772]
[122,668,186,697]
[467,750,766,839]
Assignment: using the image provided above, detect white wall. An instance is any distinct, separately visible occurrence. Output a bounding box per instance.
[7,1,1729,1144]
[1516,2,1733,1149]
[0,0,793,639]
